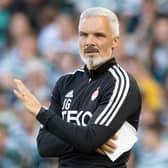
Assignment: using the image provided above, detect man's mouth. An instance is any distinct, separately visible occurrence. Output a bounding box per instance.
[84,48,99,53]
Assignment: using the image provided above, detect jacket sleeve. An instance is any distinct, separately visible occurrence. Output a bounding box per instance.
[37,127,73,157]
[36,71,141,153]
[36,78,73,157]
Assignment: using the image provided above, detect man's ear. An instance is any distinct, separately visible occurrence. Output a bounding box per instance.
[112,36,119,48]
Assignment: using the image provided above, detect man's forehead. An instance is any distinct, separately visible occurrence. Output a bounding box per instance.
[79,16,109,24]
[79,16,111,32]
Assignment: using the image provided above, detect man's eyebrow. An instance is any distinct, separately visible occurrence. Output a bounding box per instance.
[79,31,106,36]
[94,32,106,37]
[79,31,88,35]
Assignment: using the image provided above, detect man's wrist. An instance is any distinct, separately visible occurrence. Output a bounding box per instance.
[36,106,55,125]
[36,106,48,116]
[34,106,42,116]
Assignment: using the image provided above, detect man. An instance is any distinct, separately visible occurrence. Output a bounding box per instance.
[14,7,142,168]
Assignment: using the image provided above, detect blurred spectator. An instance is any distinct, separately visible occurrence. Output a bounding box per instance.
[70,0,141,15]
[70,0,118,12]
[38,17,60,56]
[9,107,41,168]
[0,0,12,51]
[122,56,163,112]
[0,85,18,126]
[24,60,50,104]
[58,52,81,74]
[158,0,168,15]
[22,0,46,31]
[133,121,168,168]
[0,123,23,168]
[38,12,79,56]
[149,15,168,83]
[0,13,32,84]
[1,32,44,83]
[39,3,59,28]
[0,31,49,106]
[124,0,159,63]
[55,13,78,54]
[135,0,158,38]
[113,36,129,63]
[38,12,79,87]
[163,73,168,109]
[161,73,168,130]
[48,0,76,14]
[10,0,46,31]
[8,12,33,44]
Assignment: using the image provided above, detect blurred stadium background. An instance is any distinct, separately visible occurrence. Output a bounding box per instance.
[0,0,168,167]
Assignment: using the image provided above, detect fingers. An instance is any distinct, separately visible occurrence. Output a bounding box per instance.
[13,79,32,101]
[106,139,117,149]
[112,134,118,140]
[13,79,30,95]
[96,148,105,155]
[13,89,24,100]
[100,135,118,153]
[101,143,116,153]
[96,137,117,154]
[13,78,42,116]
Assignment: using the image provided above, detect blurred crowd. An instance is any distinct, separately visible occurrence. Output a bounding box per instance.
[0,0,168,168]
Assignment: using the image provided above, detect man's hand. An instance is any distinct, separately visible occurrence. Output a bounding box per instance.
[96,135,117,155]
[13,79,42,116]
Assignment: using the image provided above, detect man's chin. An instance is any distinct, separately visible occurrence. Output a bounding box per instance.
[80,55,112,69]
[87,59,106,70]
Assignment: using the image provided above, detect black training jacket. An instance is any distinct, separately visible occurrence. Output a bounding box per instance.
[36,58,142,168]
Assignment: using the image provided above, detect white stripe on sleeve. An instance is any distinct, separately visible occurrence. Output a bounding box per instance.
[94,65,130,126]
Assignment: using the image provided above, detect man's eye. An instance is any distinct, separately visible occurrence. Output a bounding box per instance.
[80,33,88,37]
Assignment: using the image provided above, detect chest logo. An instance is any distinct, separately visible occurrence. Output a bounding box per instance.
[91,87,100,101]
[65,90,74,98]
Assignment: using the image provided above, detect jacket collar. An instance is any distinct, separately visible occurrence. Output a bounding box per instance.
[84,57,117,79]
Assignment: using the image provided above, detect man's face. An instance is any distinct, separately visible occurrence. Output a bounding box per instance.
[79,16,119,69]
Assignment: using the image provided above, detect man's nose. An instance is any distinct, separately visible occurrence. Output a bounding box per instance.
[85,35,96,46]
